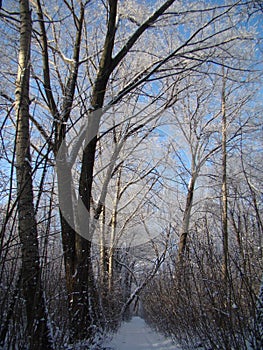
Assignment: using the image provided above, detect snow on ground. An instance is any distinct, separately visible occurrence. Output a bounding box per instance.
[104,316,182,350]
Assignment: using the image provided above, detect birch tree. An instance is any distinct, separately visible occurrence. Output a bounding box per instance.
[14,1,52,348]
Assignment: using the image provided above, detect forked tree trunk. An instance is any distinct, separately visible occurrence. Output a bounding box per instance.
[15,1,53,348]
[70,1,118,339]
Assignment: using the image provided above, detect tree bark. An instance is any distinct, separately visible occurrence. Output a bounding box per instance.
[221,71,228,282]
[177,173,196,263]
[108,167,122,291]
[253,275,263,349]
[15,1,53,348]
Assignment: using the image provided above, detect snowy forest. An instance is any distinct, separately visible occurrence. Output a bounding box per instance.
[0,0,262,349]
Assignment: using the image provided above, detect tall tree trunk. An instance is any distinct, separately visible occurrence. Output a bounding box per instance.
[108,167,122,291]
[221,72,228,282]
[15,1,53,348]
[70,0,118,339]
[99,205,108,286]
[35,0,82,334]
[177,173,196,263]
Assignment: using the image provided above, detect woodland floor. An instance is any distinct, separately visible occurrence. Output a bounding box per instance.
[104,316,181,350]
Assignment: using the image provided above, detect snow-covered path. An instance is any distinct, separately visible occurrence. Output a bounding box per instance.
[104,316,181,350]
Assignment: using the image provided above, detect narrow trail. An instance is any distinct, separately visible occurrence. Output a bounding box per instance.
[104,316,181,350]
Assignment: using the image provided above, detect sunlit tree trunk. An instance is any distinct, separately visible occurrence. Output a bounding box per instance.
[177,172,197,263]
[15,1,53,348]
[99,205,108,286]
[221,71,228,282]
[108,167,122,291]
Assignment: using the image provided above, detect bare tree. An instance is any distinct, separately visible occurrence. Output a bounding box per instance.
[14,1,53,348]
[165,74,222,263]
[221,68,228,282]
